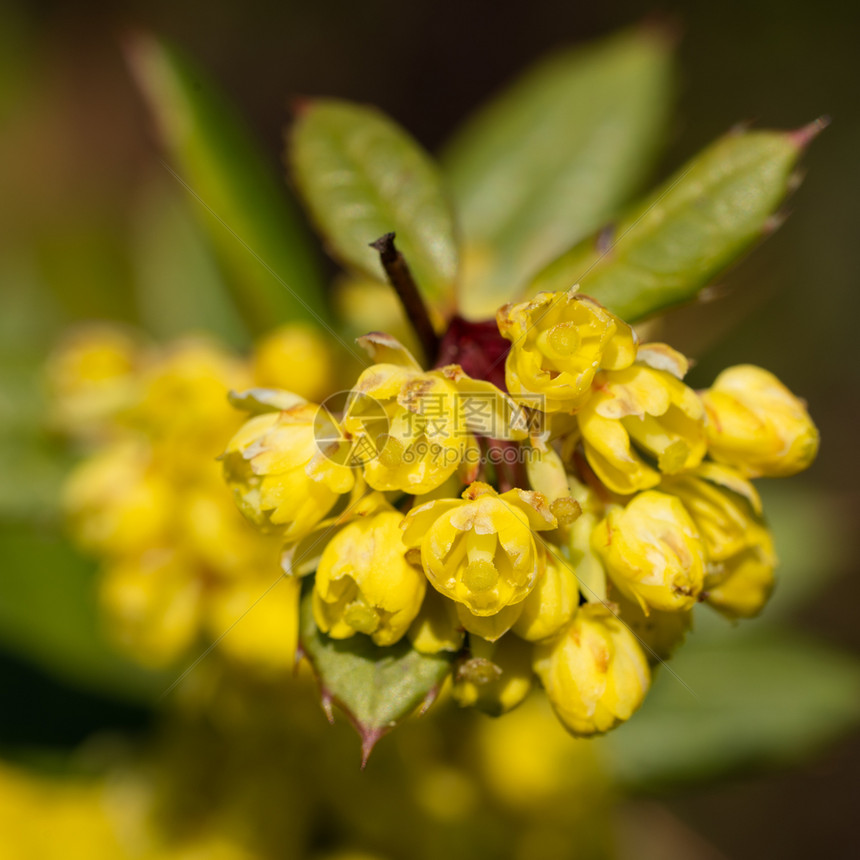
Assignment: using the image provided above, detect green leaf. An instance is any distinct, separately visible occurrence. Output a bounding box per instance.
[0,526,167,704]
[601,627,860,789]
[126,33,329,333]
[530,128,811,321]
[131,180,250,348]
[299,584,454,764]
[442,29,675,314]
[289,99,458,316]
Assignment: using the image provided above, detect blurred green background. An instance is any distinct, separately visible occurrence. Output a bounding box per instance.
[1,0,859,857]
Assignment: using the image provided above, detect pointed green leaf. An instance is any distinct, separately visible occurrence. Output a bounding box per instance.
[289,99,458,317]
[126,33,329,333]
[443,29,675,313]
[531,128,812,321]
[299,584,453,762]
[601,627,860,788]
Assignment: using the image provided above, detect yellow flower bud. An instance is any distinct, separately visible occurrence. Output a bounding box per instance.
[701,364,819,478]
[343,363,471,495]
[512,548,580,642]
[456,600,525,642]
[592,491,705,613]
[46,324,140,438]
[222,404,354,541]
[577,355,706,495]
[313,509,425,646]
[452,635,535,716]
[210,573,301,671]
[100,550,201,666]
[660,463,763,563]
[253,323,336,403]
[660,464,776,619]
[401,482,557,616]
[130,339,250,453]
[613,592,691,663]
[498,289,637,413]
[705,524,777,619]
[63,440,172,557]
[533,604,650,736]
[408,589,465,654]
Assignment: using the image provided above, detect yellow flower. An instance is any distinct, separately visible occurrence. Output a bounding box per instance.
[63,440,173,557]
[129,339,250,455]
[343,363,471,495]
[704,524,777,619]
[253,323,336,403]
[407,589,464,654]
[577,355,706,494]
[660,463,763,562]
[401,482,557,616]
[660,464,776,618]
[222,404,354,542]
[207,574,300,671]
[452,635,535,716]
[46,324,140,438]
[455,600,525,642]
[100,549,201,666]
[497,289,637,413]
[533,604,650,736]
[313,509,425,646]
[512,548,580,642]
[612,593,691,663]
[592,491,705,613]
[701,364,819,477]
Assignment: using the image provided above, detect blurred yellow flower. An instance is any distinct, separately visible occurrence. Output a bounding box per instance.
[253,322,336,403]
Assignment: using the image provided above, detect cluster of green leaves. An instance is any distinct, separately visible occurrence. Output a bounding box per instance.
[2,26,856,788]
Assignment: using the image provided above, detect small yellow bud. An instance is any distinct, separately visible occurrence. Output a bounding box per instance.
[63,441,172,557]
[343,364,471,495]
[313,510,425,646]
[533,604,650,736]
[452,635,535,716]
[209,573,301,671]
[253,323,336,403]
[401,482,557,616]
[222,404,354,542]
[705,524,777,619]
[130,339,250,452]
[512,549,580,642]
[498,289,637,413]
[660,465,776,619]
[701,364,819,478]
[577,357,706,495]
[46,325,140,438]
[100,550,201,666]
[613,592,691,663]
[456,600,525,642]
[592,491,705,613]
[408,588,465,654]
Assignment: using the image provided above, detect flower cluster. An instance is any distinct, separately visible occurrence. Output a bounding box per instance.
[51,324,336,671]
[223,285,818,736]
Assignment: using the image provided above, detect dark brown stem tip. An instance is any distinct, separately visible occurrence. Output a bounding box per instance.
[369,231,397,256]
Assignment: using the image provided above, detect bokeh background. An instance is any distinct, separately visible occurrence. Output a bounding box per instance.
[2,0,859,857]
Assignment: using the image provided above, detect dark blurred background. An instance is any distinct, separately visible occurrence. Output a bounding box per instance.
[2,0,859,856]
